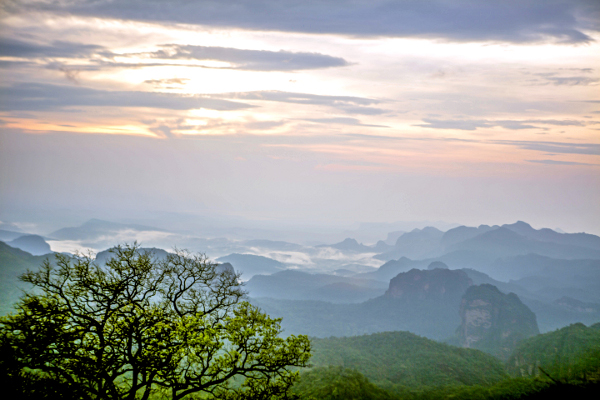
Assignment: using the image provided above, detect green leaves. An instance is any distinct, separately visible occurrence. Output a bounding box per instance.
[0,243,311,400]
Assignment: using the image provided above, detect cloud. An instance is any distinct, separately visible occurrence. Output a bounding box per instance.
[144,78,190,87]
[543,76,599,85]
[1,37,349,72]
[244,120,287,130]
[0,83,254,112]
[342,134,600,158]
[416,118,588,130]
[304,117,388,128]
[527,159,598,166]
[136,44,349,71]
[527,71,600,86]
[214,91,386,115]
[343,133,479,144]
[497,140,600,155]
[12,0,599,44]
[0,37,104,58]
[526,119,587,126]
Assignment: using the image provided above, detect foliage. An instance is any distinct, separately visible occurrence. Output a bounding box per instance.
[292,366,395,400]
[507,322,600,383]
[293,326,600,400]
[309,331,507,390]
[0,243,311,400]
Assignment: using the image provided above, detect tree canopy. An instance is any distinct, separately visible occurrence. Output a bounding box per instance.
[0,244,311,400]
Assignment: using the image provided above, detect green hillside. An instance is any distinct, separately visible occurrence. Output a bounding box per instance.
[507,323,600,382]
[0,242,53,315]
[293,326,600,399]
[293,366,395,400]
[309,331,508,391]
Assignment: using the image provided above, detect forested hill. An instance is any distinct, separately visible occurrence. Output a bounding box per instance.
[309,331,508,391]
[507,322,600,380]
[0,241,51,315]
[292,327,600,399]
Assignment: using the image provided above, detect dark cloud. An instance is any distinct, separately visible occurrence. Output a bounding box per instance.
[526,119,587,126]
[343,133,478,143]
[416,119,530,130]
[10,0,599,43]
[138,45,349,71]
[528,72,600,86]
[542,76,599,85]
[0,37,104,58]
[417,118,588,130]
[0,83,254,112]
[0,37,349,72]
[497,140,600,155]
[214,91,386,115]
[338,106,388,116]
[527,159,598,166]
[342,134,600,158]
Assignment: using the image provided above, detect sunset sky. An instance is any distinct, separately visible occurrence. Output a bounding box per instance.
[1,1,599,235]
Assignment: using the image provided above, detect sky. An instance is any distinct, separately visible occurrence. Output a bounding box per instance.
[1,0,599,235]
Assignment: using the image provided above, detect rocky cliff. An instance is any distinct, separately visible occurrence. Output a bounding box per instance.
[385,268,472,305]
[457,284,539,360]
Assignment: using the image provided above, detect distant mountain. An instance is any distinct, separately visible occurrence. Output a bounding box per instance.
[384,230,405,245]
[0,242,57,315]
[358,251,493,282]
[448,227,600,260]
[502,221,600,251]
[216,253,285,279]
[239,239,305,251]
[450,268,600,332]
[494,253,600,283]
[456,284,539,360]
[317,238,373,253]
[554,297,600,314]
[0,230,27,242]
[216,262,235,275]
[375,227,444,261]
[427,261,448,269]
[252,268,477,340]
[441,225,497,248]
[94,247,170,265]
[385,268,471,305]
[356,257,423,281]
[245,269,387,303]
[9,235,52,256]
[460,268,528,299]
[49,218,166,241]
[372,240,393,252]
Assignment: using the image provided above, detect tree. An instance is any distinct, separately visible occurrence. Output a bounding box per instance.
[0,244,311,400]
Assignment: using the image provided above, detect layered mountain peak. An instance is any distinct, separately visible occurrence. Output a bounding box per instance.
[385,268,472,304]
[457,284,539,360]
